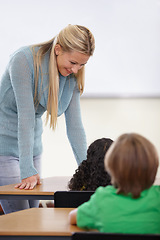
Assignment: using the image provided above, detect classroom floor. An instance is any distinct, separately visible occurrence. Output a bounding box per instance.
[39,200,54,208]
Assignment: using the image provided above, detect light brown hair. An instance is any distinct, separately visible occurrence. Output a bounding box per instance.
[104,133,159,198]
[31,24,95,129]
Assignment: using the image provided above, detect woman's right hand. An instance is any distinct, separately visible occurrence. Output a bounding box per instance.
[14,174,41,190]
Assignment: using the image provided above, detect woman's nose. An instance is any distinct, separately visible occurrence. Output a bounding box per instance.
[71,65,80,74]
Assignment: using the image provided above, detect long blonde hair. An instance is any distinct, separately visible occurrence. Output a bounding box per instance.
[31,24,95,130]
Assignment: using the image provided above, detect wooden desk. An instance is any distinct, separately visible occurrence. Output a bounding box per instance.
[0,176,71,200]
[0,176,159,201]
[0,208,93,240]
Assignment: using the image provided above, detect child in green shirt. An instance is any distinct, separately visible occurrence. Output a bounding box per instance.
[69,133,160,234]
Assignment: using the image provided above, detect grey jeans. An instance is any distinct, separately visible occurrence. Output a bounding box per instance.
[0,155,41,214]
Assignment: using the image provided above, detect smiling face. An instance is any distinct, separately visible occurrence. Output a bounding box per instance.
[55,44,90,77]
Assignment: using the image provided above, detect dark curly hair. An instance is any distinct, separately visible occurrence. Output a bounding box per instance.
[68,138,113,191]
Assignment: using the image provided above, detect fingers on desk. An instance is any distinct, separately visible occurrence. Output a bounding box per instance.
[14,182,36,190]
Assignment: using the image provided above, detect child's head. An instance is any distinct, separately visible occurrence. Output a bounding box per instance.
[105,133,159,198]
[68,138,113,191]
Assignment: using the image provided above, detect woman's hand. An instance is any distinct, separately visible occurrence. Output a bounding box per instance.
[15,174,41,190]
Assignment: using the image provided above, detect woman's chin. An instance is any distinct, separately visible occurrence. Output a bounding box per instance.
[59,70,70,77]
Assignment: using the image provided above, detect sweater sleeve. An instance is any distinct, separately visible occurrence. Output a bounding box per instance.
[64,84,87,165]
[8,51,38,180]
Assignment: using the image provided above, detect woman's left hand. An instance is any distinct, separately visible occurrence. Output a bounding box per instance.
[14,174,41,190]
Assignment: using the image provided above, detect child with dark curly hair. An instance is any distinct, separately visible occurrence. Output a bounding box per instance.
[68,138,113,191]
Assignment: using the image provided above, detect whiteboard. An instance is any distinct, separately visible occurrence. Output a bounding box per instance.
[0,0,159,98]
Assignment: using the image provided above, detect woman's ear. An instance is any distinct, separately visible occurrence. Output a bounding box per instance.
[54,44,62,56]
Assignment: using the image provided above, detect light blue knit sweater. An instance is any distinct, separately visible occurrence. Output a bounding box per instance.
[0,46,87,180]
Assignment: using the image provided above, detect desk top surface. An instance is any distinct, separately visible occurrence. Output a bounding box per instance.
[0,176,71,195]
[0,208,90,236]
[0,176,159,196]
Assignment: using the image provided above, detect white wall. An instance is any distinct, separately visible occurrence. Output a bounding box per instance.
[42,98,160,178]
[0,0,160,97]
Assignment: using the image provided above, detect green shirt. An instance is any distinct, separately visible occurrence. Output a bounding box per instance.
[77,185,160,234]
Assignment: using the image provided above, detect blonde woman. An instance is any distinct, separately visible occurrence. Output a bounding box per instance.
[0,24,95,214]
